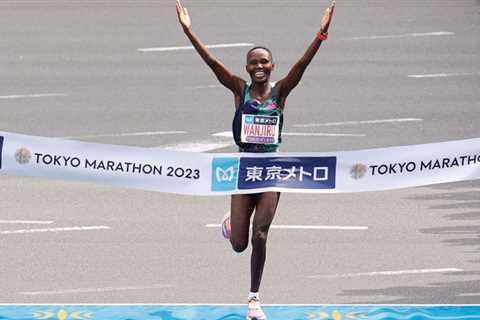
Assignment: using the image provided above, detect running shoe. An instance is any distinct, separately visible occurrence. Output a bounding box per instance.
[221,212,231,239]
[246,298,267,320]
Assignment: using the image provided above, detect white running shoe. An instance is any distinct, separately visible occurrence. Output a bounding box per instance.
[246,298,267,320]
[221,212,231,239]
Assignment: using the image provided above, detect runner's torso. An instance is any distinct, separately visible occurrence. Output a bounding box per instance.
[232,82,283,153]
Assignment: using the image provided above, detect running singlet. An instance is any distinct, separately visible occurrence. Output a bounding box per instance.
[232,82,283,153]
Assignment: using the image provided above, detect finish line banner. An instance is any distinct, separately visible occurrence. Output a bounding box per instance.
[0,131,479,195]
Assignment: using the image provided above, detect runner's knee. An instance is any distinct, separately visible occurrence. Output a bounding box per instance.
[251,227,269,246]
[231,239,248,253]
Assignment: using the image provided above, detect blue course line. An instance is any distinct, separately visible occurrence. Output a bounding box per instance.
[1,305,480,320]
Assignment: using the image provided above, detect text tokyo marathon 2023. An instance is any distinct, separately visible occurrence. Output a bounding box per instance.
[33,152,163,175]
[369,154,480,176]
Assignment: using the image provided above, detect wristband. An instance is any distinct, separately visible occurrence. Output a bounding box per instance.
[316,31,328,41]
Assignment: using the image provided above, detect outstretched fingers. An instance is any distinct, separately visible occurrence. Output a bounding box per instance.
[175,0,182,19]
[328,0,335,20]
[320,0,335,33]
[175,0,191,29]
[177,0,188,16]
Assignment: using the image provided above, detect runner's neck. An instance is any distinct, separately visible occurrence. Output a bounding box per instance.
[250,83,272,103]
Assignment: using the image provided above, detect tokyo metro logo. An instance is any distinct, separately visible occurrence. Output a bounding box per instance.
[238,156,337,190]
[211,157,240,192]
[212,156,337,192]
[216,166,236,183]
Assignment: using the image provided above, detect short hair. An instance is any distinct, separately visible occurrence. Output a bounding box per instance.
[246,46,273,62]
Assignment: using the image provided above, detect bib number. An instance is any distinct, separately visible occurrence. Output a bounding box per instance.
[241,115,280,144]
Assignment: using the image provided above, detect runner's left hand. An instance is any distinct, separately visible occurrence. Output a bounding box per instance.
[320,0,335,34]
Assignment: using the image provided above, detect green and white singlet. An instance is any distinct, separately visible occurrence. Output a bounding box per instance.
[232,83,284,153]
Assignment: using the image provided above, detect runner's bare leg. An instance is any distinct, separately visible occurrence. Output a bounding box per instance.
[250,192,280,292]
[230,194,257,252]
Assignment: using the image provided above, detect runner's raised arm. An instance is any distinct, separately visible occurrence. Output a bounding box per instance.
[277,0,335,102]
[175,0,245,96]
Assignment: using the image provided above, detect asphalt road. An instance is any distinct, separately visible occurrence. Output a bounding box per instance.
[0,0,479,304]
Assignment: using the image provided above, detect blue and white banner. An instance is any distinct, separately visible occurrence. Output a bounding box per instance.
[0,131,479,195]
[1,304,480,320]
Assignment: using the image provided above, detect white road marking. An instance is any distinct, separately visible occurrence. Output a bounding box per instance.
[154,140,234,152]
[408,73,475,78]
[0,226,111,235]
[194,82,304,90]
[284,132,365,137]
[343,31,454,41]
[211,131,234,138]
[193,84,224,89]
[294,118,423,128]
[211,131,365,138]
[63,131,186,139]
[0,220,54,225]
[0,93,67,100]
[20,284,172,296]
[138,43,254,52]
[160,129,366,152]
[457,293,480,297]
[309,268,463,279]
[206,224,368,230]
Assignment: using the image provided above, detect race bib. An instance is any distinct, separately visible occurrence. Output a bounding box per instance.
[241,114,280,144]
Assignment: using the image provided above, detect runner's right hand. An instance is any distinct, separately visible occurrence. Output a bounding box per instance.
[176,0,192,31]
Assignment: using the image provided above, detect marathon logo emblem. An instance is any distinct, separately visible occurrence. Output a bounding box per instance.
[238,156,337,190]
[0,136,3,169]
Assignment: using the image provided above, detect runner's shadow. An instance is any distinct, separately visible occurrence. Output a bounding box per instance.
[338,273,480,303]
[338,180,480,303]
[415,181,480,259]
[421,224,480,261]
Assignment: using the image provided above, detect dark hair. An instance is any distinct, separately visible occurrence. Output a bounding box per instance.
[246,46,273,62]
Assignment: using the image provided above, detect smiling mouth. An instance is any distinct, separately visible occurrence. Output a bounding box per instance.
[254,71,266,78]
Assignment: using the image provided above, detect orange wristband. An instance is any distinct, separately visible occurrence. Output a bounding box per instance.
[316,32,328,41]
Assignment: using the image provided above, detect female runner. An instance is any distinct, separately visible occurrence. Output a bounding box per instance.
[175,1,335,319]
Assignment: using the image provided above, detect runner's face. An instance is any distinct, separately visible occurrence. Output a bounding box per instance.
[246,49,274,83]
